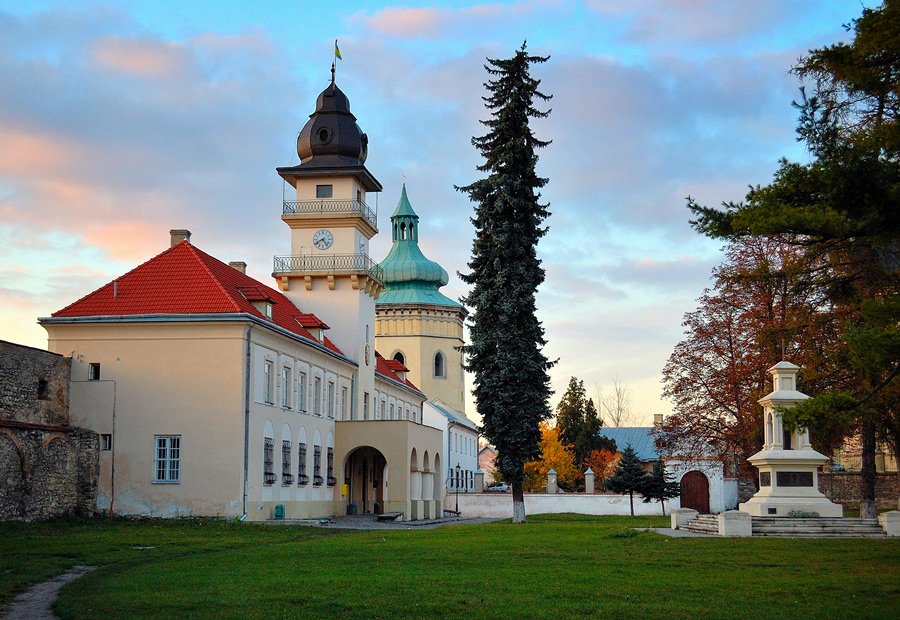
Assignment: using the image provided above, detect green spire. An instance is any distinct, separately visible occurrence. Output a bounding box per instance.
[377,184,460,307]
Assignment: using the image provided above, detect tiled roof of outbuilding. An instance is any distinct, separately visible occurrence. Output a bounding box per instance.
[598,427,659,461]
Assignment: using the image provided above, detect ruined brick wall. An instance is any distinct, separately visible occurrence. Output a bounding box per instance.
[0,340,98,521]
[818,471,900,510]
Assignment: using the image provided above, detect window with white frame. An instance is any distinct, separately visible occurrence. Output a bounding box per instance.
[263,361,274,404]
[327,381,335,419]
[263,438,275,485]
[327,447,335,486]
[313,376,322,416]
[341,386,348,420]
[282,367,292,409]
[154,435,181,483]
[380,401,386,420]
[298,443,308,485]
[299,371,307,413]
[363,392,369,420]
[313,445,322,485]
[282,440,293,485]
[390,403,395,419]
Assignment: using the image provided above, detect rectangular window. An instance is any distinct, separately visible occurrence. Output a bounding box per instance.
[153,435,180,483]
[363,392,369,420]
[263,361,274,404]
[282,367,292,409]
[298,443,308,485]
[313,446,323,485]
[327,447,335,486]
[101,434,112,451]
[316,184,333,198]
[313,376,322,416]
[390,403,394,420]
[341,386,348,421]
[263,438,275,485]
[380,401,386,420]
[299,372,307,413]
[327,381,335,419]
[89,363,101,381]
[281,440,293,485]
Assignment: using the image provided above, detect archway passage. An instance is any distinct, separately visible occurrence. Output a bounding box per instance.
[680,470,710,513]
[345,447,387,515]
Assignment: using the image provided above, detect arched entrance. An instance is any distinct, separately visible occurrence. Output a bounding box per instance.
[680,470,710,513]
[345,446,387,515]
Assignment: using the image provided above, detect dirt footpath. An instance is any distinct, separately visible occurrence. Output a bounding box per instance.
[3,565,96,620]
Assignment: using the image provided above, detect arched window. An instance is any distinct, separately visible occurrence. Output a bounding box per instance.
[393,351,405,366]
[434,351,445,378]
[400,222,407,239]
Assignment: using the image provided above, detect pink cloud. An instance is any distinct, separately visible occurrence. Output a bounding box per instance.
[81,221,169,263]
[362,1,548,40]
[91,36,191,78]
[0,128,75,176]
[364,7,449,38]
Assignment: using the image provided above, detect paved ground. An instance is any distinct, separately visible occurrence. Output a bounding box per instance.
[635,527,714,537]
[265,513,502,530]
[3,565,96,620]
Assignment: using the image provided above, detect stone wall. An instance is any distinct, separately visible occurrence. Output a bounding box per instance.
[818,471,900,510]
[0,340,99,521]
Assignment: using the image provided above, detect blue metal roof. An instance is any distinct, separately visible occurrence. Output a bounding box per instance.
[598,427,659,461]
[428,399,478,432]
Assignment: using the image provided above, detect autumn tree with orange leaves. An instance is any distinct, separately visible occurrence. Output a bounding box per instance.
[660,236,851,476]
[523,422,578,492]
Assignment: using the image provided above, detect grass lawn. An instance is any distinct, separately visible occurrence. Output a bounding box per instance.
[2,513,898,620]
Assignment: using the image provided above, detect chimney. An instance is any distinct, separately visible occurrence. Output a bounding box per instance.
[170,229,191,247]
[229,261,247,274]
[653,414,664,425]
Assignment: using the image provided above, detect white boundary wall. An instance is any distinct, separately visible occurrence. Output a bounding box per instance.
[449,493,670,517]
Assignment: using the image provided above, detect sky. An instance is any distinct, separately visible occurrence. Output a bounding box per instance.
[0,0,871,425]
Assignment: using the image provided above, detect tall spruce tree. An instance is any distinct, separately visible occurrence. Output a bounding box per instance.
[687,1,900,518]
[604,445,649,517]
[458,43,553,524]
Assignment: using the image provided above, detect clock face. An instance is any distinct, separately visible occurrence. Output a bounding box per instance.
[313,229,333,250]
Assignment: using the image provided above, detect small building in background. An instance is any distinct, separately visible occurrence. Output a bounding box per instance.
[423,399,479,493]
[599,424,737,514]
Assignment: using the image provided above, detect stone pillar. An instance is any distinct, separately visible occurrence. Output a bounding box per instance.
[878,511,900,536]
[671,508,698,529]
[547,468,558,494]
[584,468,595,494]
[475,469,484,493]
[718,510,752,537]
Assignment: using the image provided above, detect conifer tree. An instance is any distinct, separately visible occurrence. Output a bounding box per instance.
[458,43,553,524]
[687,1,900,518]
[556,377,616,486]
[641,460,681,516]
[604,445,649,516]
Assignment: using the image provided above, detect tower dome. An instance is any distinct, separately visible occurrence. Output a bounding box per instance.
[296,74,369,166]
[377,185,459,306]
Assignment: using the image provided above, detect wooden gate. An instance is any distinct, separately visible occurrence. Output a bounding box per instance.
[680,470,710,513]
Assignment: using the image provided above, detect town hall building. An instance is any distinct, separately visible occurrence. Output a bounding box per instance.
[38,75,446,521]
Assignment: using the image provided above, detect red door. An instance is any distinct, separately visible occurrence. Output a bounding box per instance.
[680,470,710,513]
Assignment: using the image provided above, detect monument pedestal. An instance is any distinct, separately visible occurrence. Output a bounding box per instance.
[739,362,842,518]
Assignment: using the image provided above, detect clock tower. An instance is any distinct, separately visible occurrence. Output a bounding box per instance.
[274,72,383,414]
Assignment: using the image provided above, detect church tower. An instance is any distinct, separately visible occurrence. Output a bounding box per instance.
[374,185,467,412]
[274,71,383,416]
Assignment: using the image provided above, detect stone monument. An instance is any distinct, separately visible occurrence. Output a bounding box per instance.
[739,361,842,517]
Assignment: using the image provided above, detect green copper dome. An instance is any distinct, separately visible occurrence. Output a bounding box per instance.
[377,185,460,307]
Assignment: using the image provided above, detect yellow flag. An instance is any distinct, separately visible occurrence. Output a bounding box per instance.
[335,41,342,61]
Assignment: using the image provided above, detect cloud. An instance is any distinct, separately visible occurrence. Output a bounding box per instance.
[91,36,191,78]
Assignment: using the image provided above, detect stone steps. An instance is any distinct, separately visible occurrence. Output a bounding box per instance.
[751,516,885,537]
[679,515,887,537]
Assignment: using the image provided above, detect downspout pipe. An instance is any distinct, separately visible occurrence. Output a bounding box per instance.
[241,324,253,521]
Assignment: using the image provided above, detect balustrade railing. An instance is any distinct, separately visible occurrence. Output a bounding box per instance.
[273,253,384,284]
[283,199,377,228]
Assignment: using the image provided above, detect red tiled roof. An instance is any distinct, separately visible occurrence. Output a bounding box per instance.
[294,313,330,330]
[52,241,345,357]
[374,350,422,395]
[384,358,409,373]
